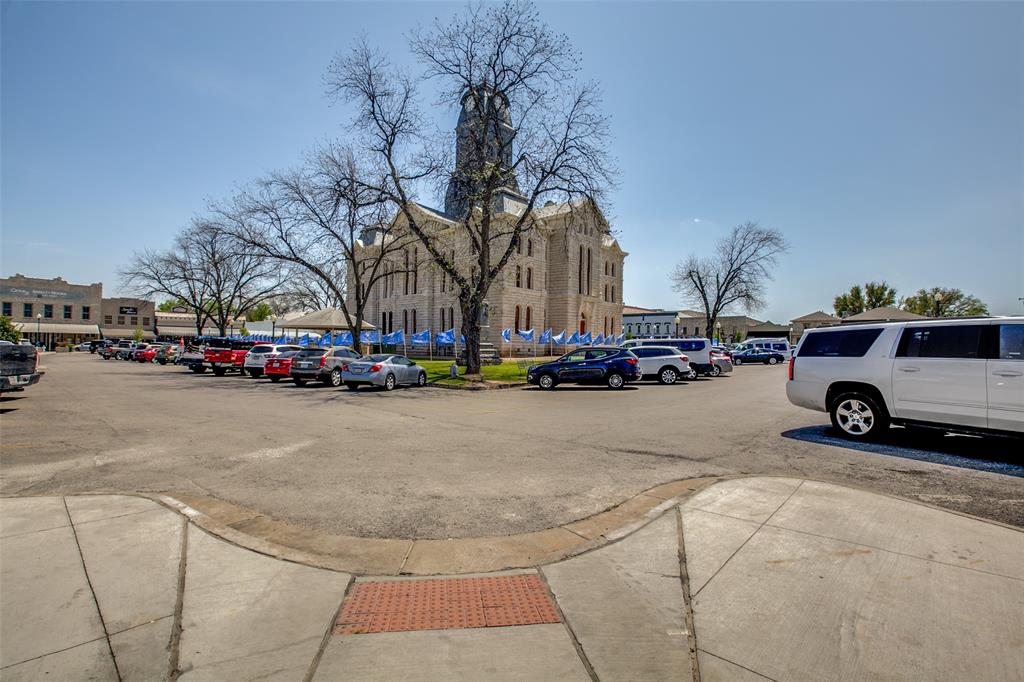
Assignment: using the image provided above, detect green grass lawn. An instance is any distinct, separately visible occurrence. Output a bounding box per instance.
[416,359,532,385]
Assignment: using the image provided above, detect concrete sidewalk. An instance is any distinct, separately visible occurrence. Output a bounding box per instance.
[1,478,1021,681]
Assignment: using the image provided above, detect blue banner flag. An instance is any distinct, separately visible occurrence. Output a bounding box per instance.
[539,329,552,344]
[616,332,626,345]
[410,329,431,345]
[320,332,333,346]
[360,330,381,344]
[435,329,456,346]
[333,331,352,345]
[593,333,605,345]
[567,331,581,345]
[501,328,511,343]
[298,333,310,347]
[552,330,567,345]
[580,331,593,345]
[516,328,535,343]
[382,330,405,345]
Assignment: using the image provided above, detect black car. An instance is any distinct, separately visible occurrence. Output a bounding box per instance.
[527,347,642,389]
[732,348,786,365]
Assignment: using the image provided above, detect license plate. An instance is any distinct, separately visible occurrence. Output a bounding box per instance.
[296,362,311,369]
[351,367,365,374]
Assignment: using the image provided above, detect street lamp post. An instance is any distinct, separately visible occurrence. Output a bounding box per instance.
[36,313,42,348]
[715,322,722,344]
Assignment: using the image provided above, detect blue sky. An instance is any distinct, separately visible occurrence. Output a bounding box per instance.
[3,1,1022,322]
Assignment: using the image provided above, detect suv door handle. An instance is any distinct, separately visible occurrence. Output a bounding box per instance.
[898,366,920,373]
[993,370,1023,377]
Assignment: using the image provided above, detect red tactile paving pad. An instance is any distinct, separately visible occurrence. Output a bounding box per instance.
[334,574,561,635]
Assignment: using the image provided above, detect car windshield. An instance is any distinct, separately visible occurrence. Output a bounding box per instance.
[363,354,392,362]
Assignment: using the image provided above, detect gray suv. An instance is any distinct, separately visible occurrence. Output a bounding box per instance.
[290,346,363,387]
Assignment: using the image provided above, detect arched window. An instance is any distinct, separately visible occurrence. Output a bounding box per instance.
[578,245,584,294]
[403,309,408,332]
[586,248,592,295]
[515,265,521,288]
[604,284,608,301]
[579,312,587,335]
[604,317,609,336]
[517,239,522,255]
[527,239,533,257]
[388,311,393,334]
[515,305,521,331]
[381,312,386,330]
[526,267,532,290]
[413,249,418,294]
[525,306,532,330]
[611,262,616,277]
[604,261,609,276]
[412,309,417,332]
[449,307,454,329]
[611,285,615,303]
[404,252,410,295]
[646,323,651,335]
[440,307,445,329]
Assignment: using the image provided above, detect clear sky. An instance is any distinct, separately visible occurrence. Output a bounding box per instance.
[3,1,1022,322]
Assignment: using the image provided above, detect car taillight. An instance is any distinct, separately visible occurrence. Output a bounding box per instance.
[341,363,349,371]
[370,363,382,372]
[679,355,688,362]
[625,358,638,365]
[319,355,327,368]
[788,356,795,380]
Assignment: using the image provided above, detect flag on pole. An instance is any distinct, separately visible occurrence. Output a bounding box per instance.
[321,332,333,346]
[435,329,456,346]
[539,329,552,344]
[593,333,605,345]
[410,329,431,345]
[516,328,535,343]
[335,331,353,345]
[567,331,581,345]
[552,330,567,345]
[580,331,593,345]
[360,330,381,344]
[501,328,511,343]
[616,332,626,345]
[382,330,405,345]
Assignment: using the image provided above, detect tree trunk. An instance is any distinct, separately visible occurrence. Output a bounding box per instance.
[460,293,483,375]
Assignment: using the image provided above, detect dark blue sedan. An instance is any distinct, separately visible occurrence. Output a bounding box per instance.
[527,347,643,389]
[732,348,786,365]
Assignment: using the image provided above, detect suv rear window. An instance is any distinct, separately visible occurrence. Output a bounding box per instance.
[896,325,985,359]
[249,346,274,354]
[799,329,883,357]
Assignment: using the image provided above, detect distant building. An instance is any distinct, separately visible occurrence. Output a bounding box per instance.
[622,306,761,341]
[790,310,839,341]
[840,307,928,324]
[0,273,159,348]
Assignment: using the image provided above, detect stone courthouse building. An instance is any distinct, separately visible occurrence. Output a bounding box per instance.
[354,91,626,351]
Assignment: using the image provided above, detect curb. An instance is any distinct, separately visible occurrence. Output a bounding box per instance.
[148,477,719,576]
[428,380,526,391]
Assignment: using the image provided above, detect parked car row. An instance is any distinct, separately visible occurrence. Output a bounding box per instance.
[98,335,742,392]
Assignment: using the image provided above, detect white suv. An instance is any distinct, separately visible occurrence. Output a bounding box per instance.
[787,317,1023,440]
[242,344,301,378]
[629,346,692,384]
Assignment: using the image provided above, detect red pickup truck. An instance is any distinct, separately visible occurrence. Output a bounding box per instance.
[204,340,256,376]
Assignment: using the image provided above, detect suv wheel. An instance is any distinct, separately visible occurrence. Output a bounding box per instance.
[658,367,678,385]
[329,368,343,387]
[830,392,889,440]
[685,367,698,380]
[768,356,779,365]
[710,364,722,377]
[734,358,743,365]
[384,373,396,391]
[606,372,625,389]
[538,373,556,390]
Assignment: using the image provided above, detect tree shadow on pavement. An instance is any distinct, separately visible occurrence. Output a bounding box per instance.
[782,425,1024,478]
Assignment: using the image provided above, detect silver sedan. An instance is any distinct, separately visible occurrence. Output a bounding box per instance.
[341,354,428,391]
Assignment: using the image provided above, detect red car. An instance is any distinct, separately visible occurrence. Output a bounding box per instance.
[131,343,152,362]
[264,351,300,383]
[137,345,161,363]
[203,340,255,376]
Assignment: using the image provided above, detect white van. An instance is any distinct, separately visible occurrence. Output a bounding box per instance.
[733,337,792,358]
[786,317,1023,440]
[621,338,714,377]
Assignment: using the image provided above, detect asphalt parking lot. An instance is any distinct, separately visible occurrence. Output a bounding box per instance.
[1,353,1021,537]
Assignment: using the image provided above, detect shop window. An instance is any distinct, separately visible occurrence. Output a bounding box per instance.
[2,302,11,317]
[143,317,150,326]
[63,305,72,319]
[23,303,33,318]
[81,306,90,320]
[117,315,125,326]
[130,316,138,326]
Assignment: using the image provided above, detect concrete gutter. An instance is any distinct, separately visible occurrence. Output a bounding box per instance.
[150,478,718,575]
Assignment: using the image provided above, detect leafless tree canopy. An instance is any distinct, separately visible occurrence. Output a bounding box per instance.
[670,222,789,339]
[210,143,411,353]
[119,222,282,336]
[326,0,616,372]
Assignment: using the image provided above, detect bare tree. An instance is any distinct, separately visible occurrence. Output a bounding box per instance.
[327,0,615,373]
[211,143,410,353]
[271,265,348,315]
[671,222,789,340]
[120,232,214,335]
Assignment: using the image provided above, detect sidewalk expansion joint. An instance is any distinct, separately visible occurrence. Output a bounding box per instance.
[168,516,189,681]
[305,575,354,682]
[698,648,777,681]
[676,506,701,682]
[537,568,600,682]
[63,497,123,682]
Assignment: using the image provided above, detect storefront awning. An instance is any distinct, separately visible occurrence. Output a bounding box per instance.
[101,327,156,340]
[15,322,101,336]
